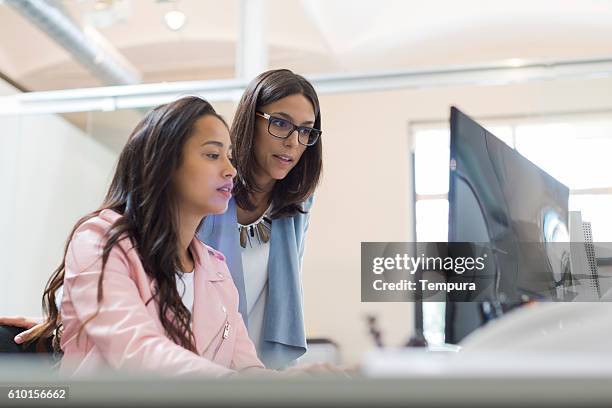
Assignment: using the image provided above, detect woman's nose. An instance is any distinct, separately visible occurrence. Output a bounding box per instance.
[284,129,299,148]
[224,156,237,178]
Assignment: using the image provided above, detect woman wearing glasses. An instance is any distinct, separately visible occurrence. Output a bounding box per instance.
[2,69,323,370]
[198,69,322,369]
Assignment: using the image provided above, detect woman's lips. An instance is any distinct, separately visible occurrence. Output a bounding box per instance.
[216,185,232,199]
[273,154,293,166]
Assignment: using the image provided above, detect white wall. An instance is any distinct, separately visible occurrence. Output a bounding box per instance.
[0,80,117,316]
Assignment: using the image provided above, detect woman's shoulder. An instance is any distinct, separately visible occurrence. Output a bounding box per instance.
[66,209,134,268]
[71,209,124,243]
[274,195,315,219]
[291,195,315,219]
[303,194,315,211]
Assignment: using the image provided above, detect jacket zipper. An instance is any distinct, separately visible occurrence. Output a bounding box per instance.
[202,317,231,358]
[212,321,231,359]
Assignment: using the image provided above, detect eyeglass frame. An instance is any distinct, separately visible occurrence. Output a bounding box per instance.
[255,111,322,146]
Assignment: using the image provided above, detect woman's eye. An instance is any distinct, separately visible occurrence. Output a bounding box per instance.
[271,118,290,129]
[206,153,220,159]
[298,127,312,136]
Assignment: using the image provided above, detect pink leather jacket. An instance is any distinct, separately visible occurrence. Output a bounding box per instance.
[59,209,264,377]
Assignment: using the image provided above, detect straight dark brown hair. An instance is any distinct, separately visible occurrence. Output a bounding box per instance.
[231,69,322,218]
[28,96,227,354]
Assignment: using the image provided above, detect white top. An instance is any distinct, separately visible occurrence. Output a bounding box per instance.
[176,270,195,313]
[239,216,271,352]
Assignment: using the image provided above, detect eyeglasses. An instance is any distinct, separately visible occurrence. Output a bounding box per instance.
[256,111,321,146]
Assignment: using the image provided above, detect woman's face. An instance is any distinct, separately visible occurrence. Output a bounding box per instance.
[253,93,315,184]
[174,115,237,215]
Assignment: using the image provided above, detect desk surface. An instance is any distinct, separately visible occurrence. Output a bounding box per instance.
[2,353,612,407]
[3,376,612,407]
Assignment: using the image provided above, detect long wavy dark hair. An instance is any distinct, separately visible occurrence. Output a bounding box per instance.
[28,96,227,354]
[231,69,323,218]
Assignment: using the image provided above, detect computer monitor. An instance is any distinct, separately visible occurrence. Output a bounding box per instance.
[445,107,571,343]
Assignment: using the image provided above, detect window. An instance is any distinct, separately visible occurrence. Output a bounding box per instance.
[413,113,612,345]
[515,120,612,242]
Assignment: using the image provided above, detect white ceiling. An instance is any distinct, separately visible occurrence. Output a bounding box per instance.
[1,0,612,91]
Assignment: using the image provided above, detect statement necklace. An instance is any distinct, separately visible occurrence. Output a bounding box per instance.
[238,206,272,248]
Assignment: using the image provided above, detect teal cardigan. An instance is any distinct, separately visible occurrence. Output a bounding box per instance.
[197,196,312,369]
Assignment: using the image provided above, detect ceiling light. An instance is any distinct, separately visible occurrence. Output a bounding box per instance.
[85,0,131,28]
[94,0,113,11]
[507,58,526,68]
[164,10,186,31]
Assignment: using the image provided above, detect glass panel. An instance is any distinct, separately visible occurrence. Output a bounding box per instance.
[515,121,612,190]
[414,125,512,198]
[569,194,612,242]
[423,302,446,345]
[414,129,450,195]
[416,197,449,346]
[415,199,449,243]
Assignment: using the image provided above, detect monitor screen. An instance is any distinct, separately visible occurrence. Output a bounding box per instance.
[445,107,570,343]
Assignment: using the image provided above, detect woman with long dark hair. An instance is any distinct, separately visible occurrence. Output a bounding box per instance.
[27,96,265,376]
[198,69,323,369]
[3,69,324,370]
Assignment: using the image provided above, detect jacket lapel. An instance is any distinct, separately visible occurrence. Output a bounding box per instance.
[190,241,228,355]
[263,216,307,349]
[197,199,248,323]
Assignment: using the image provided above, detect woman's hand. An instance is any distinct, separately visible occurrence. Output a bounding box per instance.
[0,316,43,344]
